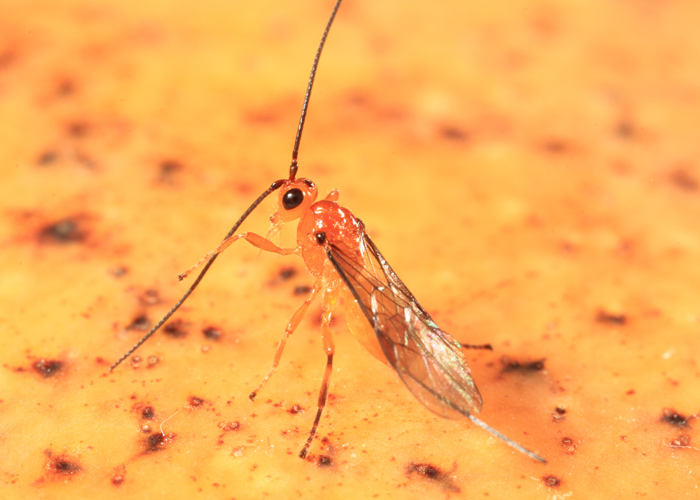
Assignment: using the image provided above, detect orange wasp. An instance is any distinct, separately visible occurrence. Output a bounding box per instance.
[112,0,546,463]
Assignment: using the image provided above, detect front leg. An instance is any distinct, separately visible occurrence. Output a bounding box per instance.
[179,232,300,281]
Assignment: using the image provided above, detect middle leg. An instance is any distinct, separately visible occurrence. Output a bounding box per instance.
[249,281,321,401]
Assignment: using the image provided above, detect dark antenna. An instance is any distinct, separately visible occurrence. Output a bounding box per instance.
[289,0,343,181]
[111,0,345,371]
[110,180,283,371]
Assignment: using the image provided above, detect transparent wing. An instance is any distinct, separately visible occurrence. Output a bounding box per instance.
[326,233,483,419]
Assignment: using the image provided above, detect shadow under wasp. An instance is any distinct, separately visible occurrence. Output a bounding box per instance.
[111,0,546,464]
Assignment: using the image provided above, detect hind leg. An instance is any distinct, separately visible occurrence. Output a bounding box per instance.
[299,285,339,458]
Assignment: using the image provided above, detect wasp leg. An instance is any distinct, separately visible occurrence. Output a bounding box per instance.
[299,286,339,459]
[249,283,320,401]
[179,232,299,280]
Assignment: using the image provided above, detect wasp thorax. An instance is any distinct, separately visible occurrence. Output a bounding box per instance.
[277,178,318,222]
[297,200,363,279]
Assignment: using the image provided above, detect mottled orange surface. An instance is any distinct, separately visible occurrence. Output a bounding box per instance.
[1,0,699,498]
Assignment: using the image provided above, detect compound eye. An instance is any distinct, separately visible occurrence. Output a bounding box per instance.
[282,188,304,210]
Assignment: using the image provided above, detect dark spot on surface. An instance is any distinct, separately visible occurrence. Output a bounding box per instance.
[216,421,241,445]
[542,475,561,488]
[245,108,282,125]
[459,342,492,350]
[188,396,205,407]
[540,138,570,154]
[670,168,698,192]
[158,160,183,181]
[596,310,627,325]
[144,432,175,454]
[218,421,240,432]
[553,406,567,422]
[202,326,223,340]
[440,125,470,142]
[559,239,577,253]
[0,49,16,68]
[294,285,312,295]
[344,90,369,108]
[235,182,254,196]
[617,239,635,256]
[408,463,441,480]
[270,266,297,285]
[614,119,635,139]
[32,359,63,378]
[56,78,76,97]
[540,138,571,154]
[164,319,189,338]
[75,152,98,169]
[501,356,545,373]
[561,437,577,454]
[110,266,128,278]
[317,455,333,467]
[45,452,83,478]
[670,435,691,447]
[139,289,161,306]
[127,315,150,331]
[288,404,304,415]
[38,218,86,244]
[66,121,89,138]
[142,406,155,420]
[406,462,460,493]
[661,408,691,427]
[55,460,81,475]
[111,465,126,486]
[36,150,59,166]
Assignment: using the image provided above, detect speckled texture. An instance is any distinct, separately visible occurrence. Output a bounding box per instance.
[1,0,699,498]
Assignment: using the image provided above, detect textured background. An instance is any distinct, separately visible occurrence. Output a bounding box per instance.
[1,0,698,498]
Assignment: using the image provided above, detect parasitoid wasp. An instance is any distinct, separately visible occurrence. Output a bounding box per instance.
[111,0,546,463]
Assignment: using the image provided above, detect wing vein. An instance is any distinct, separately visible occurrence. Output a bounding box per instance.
[324,233,483,419]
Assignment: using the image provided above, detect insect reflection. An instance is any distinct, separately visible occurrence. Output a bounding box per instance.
[111,0,546,463]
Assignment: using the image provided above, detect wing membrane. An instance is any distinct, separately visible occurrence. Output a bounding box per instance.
[326,233,483,419]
